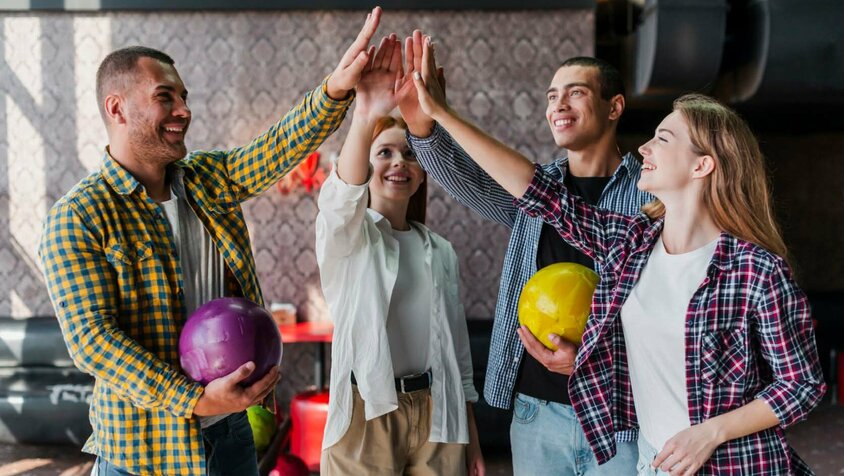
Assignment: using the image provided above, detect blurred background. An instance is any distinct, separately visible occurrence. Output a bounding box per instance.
[0,0,842,474]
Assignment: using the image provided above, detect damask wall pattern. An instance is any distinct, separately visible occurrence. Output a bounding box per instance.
[1,10,593,401]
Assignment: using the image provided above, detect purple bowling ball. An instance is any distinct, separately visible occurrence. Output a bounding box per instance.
[179,297,282,386]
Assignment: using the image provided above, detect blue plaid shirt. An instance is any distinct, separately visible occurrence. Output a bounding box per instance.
[408,125,653,442]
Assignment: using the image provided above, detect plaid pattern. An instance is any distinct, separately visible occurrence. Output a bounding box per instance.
[38,80,351,476]
[408,125,654,443]
[518,165,826,474]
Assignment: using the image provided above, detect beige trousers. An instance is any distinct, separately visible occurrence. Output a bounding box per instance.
[321,387,466,475]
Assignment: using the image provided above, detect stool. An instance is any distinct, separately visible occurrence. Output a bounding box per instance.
[290,390,329,472]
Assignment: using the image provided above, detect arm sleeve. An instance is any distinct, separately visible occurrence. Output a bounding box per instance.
[408,124,518,228]
[38,203,204,418]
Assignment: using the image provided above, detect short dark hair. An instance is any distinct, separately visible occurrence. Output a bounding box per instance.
[96,46,175,120]
[559,56,625,101]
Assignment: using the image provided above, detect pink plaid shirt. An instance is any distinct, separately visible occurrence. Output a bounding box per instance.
[517,165,826,475]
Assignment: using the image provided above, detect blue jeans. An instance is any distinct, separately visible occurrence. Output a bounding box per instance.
[635,435,671,476]
[94,412,258,476]
[510,393,638,476]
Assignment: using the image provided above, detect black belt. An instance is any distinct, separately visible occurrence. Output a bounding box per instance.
[351,370,433,394]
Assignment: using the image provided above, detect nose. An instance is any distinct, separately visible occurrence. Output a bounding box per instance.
[173,97,191,120]
[638,139,652,157]
[552,96,569,113]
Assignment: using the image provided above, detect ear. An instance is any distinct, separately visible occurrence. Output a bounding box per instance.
[692,154,716,179]
[104,94,126,125]
[608,94,625,121]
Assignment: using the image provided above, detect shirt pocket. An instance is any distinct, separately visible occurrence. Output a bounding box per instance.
[105,239,153,266]
[700,328,748,384]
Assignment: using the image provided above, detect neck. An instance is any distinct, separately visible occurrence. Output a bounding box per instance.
[108,143,170,202]
[660,191,721,254]
[565,136,622,177]
[371,197,410,231]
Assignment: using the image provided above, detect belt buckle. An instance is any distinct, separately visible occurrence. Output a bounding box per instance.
[399,371,427,393]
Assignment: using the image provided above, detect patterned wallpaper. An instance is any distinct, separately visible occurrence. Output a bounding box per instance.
[0,10,593,402]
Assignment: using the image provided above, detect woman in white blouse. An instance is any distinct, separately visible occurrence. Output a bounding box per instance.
[316,35,484,476]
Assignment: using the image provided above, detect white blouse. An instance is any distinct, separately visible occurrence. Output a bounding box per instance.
[315,167,478,450]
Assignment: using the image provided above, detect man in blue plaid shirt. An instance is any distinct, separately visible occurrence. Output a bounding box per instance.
[397,40,653,475]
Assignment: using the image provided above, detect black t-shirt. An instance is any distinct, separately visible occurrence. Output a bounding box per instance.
[514,172,611,404]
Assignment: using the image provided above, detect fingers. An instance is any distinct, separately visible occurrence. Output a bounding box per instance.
[420,35,432,79]
[388,36,403,73]
[373,36,389,70]
[517,326,553,362]
[340,7,381,68]
[404,36,414,75]
[230,361,256,384]
[412,30,423,72]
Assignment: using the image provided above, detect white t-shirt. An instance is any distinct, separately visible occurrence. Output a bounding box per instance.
[619,236,718,450]
[386,227,432,377]
[160,186,228,429]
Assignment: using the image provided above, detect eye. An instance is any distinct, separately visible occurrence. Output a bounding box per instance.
[547,94,557,102]
[570,89,583,97]
[657,136,668,143]
[376,148,392,158]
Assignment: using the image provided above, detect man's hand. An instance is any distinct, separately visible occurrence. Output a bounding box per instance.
[653,422,722,476]
[411,35,452,122]
[516,325,577,375]
[355,34,402,120]
[396,30,444,137]
[326,6,382,100]
[193,362,280,417]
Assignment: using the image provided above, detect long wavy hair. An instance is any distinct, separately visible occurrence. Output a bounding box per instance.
[641,94,788,259]
[370,116,427,224]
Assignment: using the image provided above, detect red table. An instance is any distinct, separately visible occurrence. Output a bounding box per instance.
[279,321,333,389]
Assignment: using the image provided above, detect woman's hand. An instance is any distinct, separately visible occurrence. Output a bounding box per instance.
[653,422,722,476]
[411,35,452,122]
[355,34,403,120]
[326,7,382,100]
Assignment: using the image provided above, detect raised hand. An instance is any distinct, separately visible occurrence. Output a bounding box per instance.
[326,6,382,100]
[355,34,403,120]
[396,30,444,137]
[411,35,451,122]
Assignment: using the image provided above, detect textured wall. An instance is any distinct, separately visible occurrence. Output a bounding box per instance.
[0,11,593,402]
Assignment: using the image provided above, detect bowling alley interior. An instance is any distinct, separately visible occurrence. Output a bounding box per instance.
[1,0,843,475]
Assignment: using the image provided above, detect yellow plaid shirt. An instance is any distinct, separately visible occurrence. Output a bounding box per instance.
[38,80,351,475]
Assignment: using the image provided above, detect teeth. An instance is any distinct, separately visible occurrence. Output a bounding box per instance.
[164,127,183,133]
[385,176,409,182]
[554,119,574,127]
[643,164,656,170]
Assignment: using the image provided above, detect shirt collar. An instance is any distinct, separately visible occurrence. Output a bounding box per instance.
[552,151,639,180]
[100,148,142,196]
[100,147,188,198]
[638,219,737,273]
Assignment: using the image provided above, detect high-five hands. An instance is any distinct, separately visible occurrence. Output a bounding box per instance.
[396,30,445,137]
[355,34,403,119]
[410,34,452,122]
[327,6,383,100]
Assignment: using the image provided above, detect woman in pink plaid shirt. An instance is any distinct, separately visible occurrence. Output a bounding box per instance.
[409,37,826,475]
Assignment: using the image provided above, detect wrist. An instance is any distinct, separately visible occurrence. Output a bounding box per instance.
[326,76,350,101]
[407,118,436,138]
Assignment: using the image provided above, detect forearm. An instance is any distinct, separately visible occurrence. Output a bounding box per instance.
[707,398,780,445]
[337,113,376,185]
[432,107,535,199]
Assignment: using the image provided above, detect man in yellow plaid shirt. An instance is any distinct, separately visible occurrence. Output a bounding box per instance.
[38,8,385,475]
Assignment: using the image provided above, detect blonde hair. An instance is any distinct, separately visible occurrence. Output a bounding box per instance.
[371,116,427,224]
[641,94,788,258]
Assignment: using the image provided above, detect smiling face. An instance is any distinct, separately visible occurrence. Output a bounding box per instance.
[368,126,425,205]
[636,110,704,196]
[122,57,191,166]
[545,65,616,150]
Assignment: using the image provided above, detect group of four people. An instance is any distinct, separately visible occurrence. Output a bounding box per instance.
[39,6,824,476]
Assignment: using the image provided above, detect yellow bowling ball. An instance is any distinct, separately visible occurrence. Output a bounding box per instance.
[518,262,599,350]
